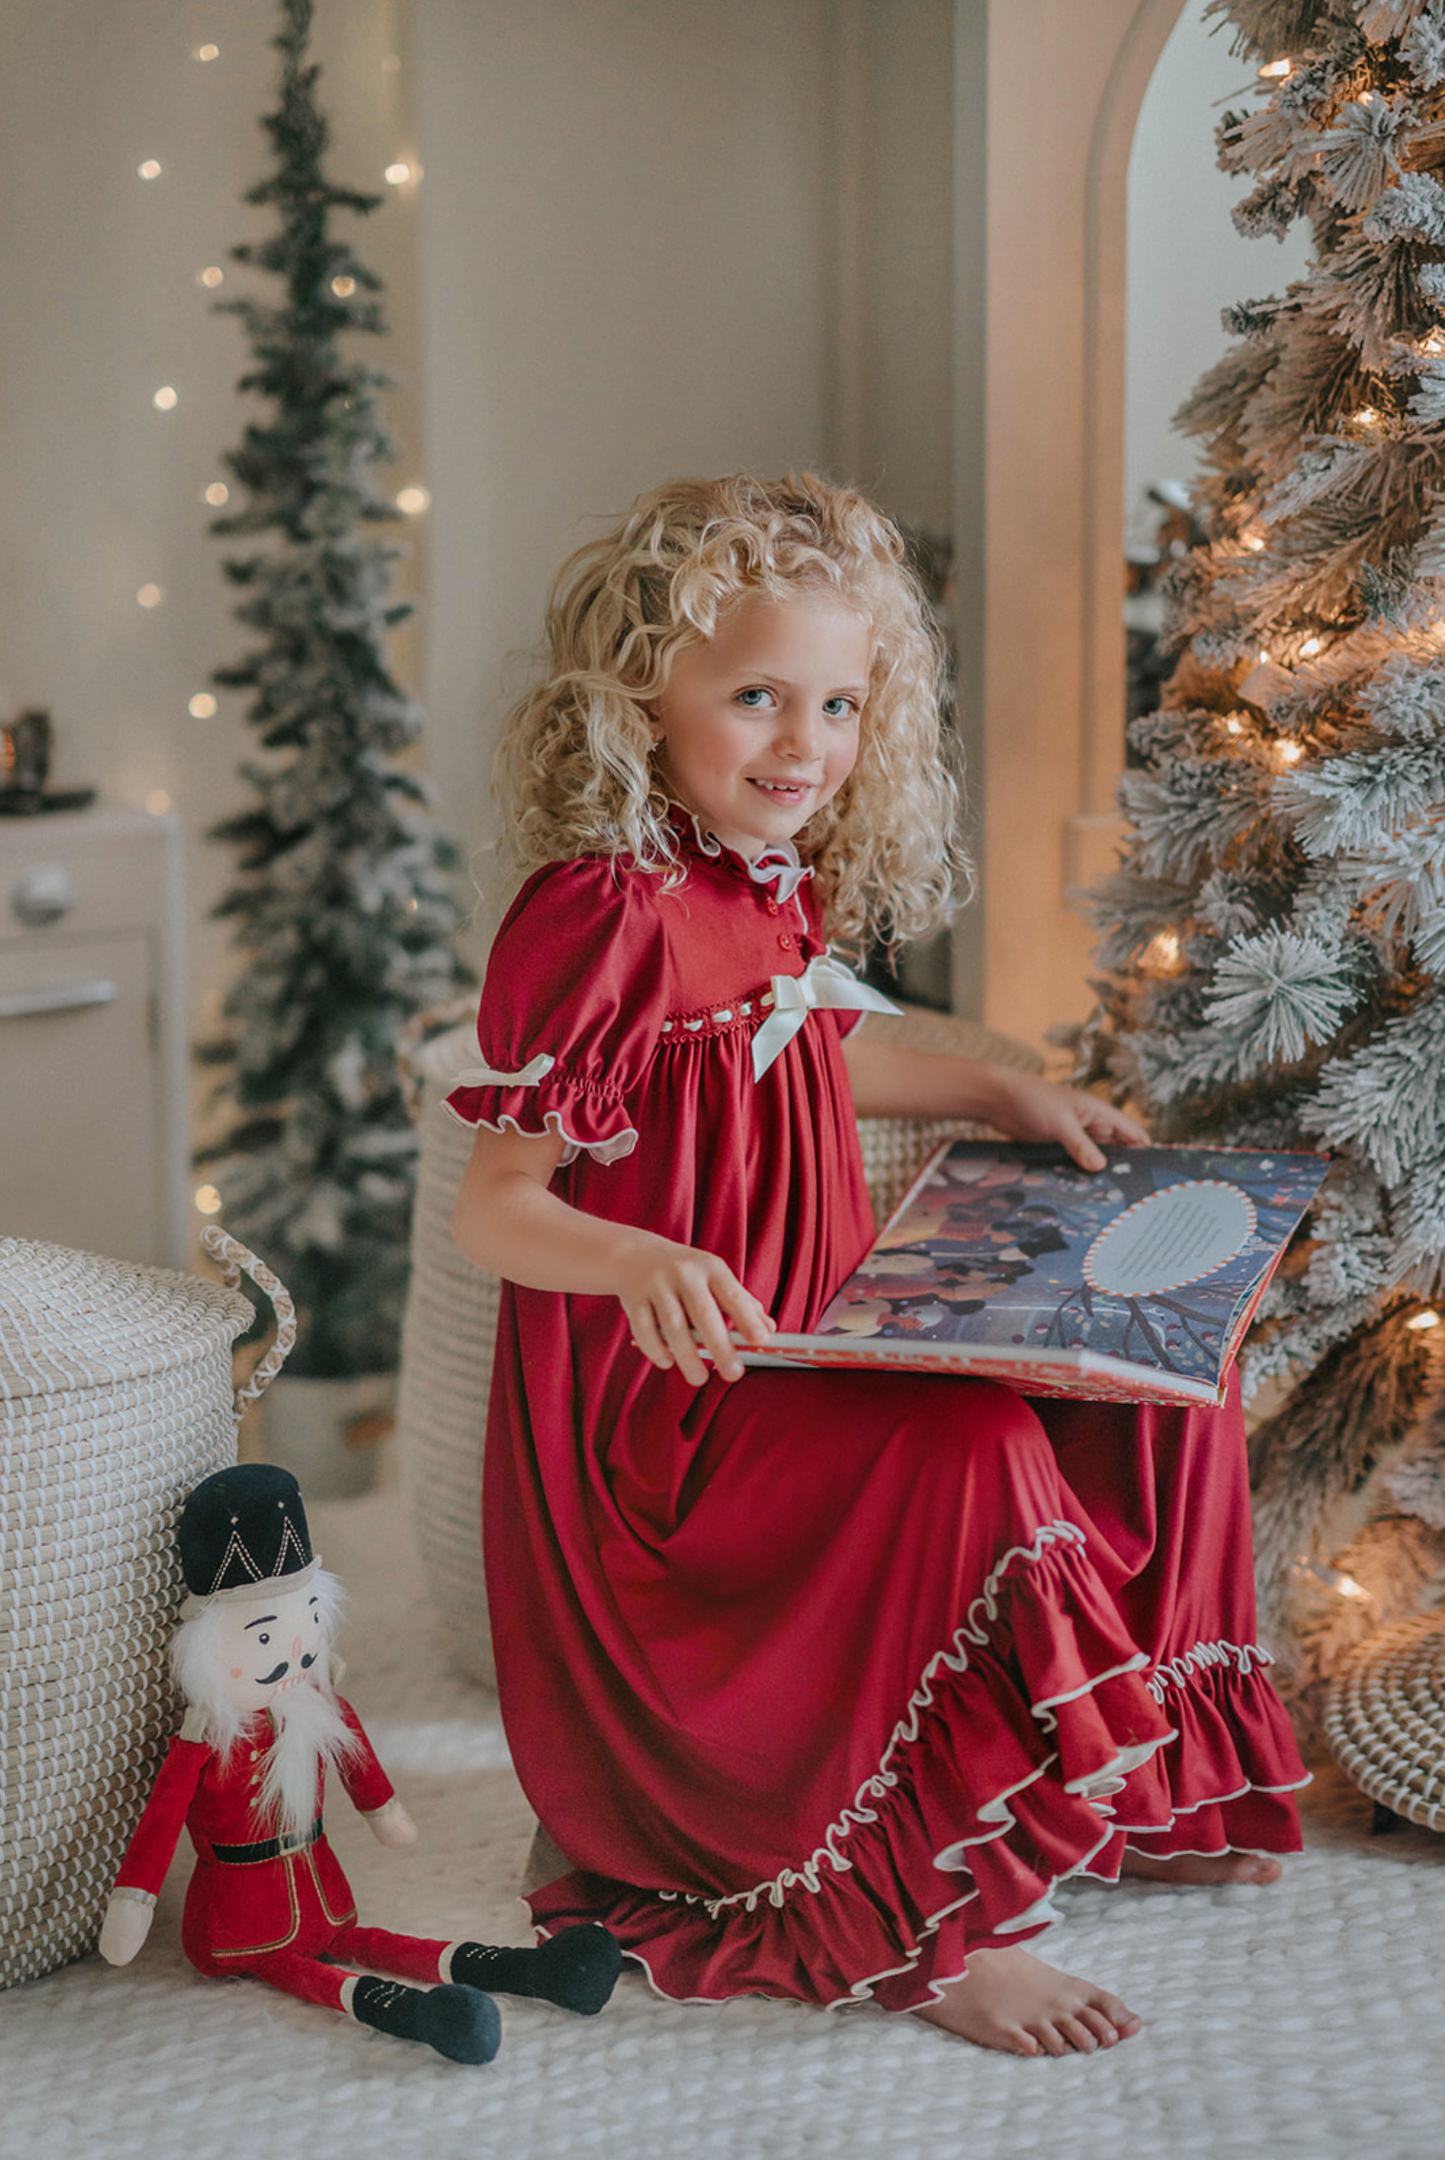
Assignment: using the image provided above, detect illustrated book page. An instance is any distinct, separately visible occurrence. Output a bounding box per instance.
[740,1141,1330,1406]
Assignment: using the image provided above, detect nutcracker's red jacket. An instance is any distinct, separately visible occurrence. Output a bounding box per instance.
[114,1696,395,1972]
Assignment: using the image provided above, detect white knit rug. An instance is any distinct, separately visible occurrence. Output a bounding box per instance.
[7,1486,1445,2160]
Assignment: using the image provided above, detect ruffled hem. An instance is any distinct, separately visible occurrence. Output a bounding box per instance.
[527,1566,1307,2014]
[442,1091,638,1166]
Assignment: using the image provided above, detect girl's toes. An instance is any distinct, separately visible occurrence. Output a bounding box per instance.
[1079,2005,1121,2048]
[1057,2015,1099,2054]
[1032,2021,1070,2059]
[1098,1990,1140,2034]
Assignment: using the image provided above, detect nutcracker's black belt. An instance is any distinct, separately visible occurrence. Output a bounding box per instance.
[207,1817,323,1865]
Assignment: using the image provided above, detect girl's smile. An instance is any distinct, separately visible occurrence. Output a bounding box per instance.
[647,590,872,861]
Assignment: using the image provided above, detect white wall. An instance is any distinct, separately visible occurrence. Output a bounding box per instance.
[1126,0,1313,533]
[411,0,845,950]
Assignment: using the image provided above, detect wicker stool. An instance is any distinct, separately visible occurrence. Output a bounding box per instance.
[0,1229,291,1989]
[396,1004,1043,1687]
[1324,1612,1445,1834]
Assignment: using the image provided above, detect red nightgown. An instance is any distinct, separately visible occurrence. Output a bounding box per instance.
[445,814,1306,2012]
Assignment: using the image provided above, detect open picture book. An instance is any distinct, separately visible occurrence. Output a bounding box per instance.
[739,1140,1330,1407]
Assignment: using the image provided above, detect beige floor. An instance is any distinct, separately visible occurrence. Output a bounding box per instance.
[7,1488,1445,2160]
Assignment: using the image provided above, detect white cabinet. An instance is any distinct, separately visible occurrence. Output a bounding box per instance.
[0,806,189,1267]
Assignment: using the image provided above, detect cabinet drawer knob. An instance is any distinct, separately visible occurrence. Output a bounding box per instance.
[11,863,75,927]
[0,978,116,1020]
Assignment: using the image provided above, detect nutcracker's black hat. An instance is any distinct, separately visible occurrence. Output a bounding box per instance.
[178,1462,316,1605]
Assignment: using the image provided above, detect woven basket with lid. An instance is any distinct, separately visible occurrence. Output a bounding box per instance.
[0,1230,289,1989]
[1324,1611,1445,1833]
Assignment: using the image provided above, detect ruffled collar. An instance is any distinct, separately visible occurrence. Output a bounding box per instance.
[668,803,814,906]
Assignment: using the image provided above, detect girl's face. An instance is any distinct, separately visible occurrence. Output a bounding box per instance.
[648,590,871,862]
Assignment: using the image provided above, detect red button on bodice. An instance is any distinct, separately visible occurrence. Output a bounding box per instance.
[777,933,793,951]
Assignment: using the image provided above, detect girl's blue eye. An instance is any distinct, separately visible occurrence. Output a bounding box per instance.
[737,687,771,708]
[823,697,856,719]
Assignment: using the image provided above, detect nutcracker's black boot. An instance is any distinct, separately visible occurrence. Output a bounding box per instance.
[351,1975,501,2064]
[449,1925,622,2016]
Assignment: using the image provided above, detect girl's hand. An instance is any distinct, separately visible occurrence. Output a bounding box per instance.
[617,1238,775,1386]
[977,1070,1149,1174]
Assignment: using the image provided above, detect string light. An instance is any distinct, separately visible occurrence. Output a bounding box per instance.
[1141,928,1184,975]
[1278,741,1304,764]
[1300,637,1323,657]
[194,1184,223,1216]
[153,385,178,411]
[138,159,162,180]
[331,275,356,298]
[204,481,229,507]
[1424,332,1445,358]
[145,790,172,815]
[1224,716,1244,735]
[136,584,164,609]
[194,43,219,63]
[189,693,218,720]
[1406,1309,1441,1331]
[1258,58,1292,78]
[1352,406,1381,429]
[384,161,414,186]
[396,485,430,515]
[198,266,224,288]
[1336,1574,1369,1600]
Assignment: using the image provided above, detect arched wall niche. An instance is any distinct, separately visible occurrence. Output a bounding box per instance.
[960,0,1188,1048]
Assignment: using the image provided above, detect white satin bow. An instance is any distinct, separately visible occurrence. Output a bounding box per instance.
[751,953,900,1080]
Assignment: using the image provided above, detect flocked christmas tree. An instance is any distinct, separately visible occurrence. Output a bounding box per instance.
[1082,0,1445,1728]
[200,0,469,1378]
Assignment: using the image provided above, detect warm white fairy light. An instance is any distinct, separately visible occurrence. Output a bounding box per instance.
[331,275,356,298]
[1141,928,1184,975]
[1406,1309,1441,1331]
[1225,716,1244,736]
[138,159,162,180]
[384,161,414,186]
[204,481,229,507]
[1300,637,1323,657]
[194,1183,223,1216]
[396,485,430,516]
[153,385,178,411]
[198,265,224,289]
[189,693,218,720]
[1423,332,1445,358]
[1258,58,1292,78]
[1352,406,1381,429]
[194,43,219,62]
[1244,531,1266,553]
[145,789,172,816]
[1278,741,1304,765]
[136,583,163,609]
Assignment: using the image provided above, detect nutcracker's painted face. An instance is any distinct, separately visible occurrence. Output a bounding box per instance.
[213,1581,330,1714]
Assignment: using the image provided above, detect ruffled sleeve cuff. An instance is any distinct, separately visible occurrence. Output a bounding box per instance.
[443,1050,639,1166]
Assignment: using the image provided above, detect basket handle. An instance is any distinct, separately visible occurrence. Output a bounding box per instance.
[200,1225,298,1423]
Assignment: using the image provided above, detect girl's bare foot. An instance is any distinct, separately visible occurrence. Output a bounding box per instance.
[1119,1849,1282,1886]
[911,1946,1142,2057]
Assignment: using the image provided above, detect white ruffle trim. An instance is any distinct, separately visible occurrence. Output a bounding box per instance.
[1147,1637,1273,1705]
[451,1051,556,1088]
[654,1520,1116,1922]
[440,1099,638,1166]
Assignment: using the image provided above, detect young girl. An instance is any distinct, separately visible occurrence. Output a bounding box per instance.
[448,472,1307,2058]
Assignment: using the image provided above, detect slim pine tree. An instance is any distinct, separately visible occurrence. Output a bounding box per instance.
[200,0,469,1378]
[1083,0,1445,1723]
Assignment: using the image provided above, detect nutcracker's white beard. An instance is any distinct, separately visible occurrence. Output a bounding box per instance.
[257,1680,358,1841]
[171,1568,359,1839]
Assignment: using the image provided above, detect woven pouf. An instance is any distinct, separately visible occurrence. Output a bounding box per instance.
[395,1003,1042,1687]
[0,1230,286,1989]
[1324,1611,1445,1832]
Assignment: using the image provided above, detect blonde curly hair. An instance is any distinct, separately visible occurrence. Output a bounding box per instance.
[494,471,967,954]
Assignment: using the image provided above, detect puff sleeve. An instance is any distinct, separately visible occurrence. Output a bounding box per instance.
[444,859,669,1164]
